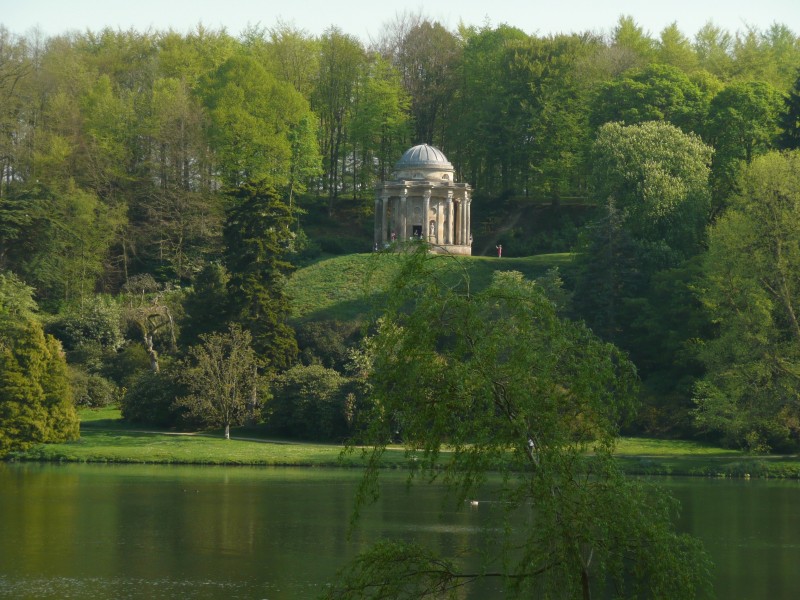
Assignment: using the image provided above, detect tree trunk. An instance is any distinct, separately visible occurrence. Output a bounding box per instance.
[248,364,259,424]
[224,423,230,440]
[773,238,800,343]
[581,546,594,600]
[582,566,591,600]
[144,332,159,373]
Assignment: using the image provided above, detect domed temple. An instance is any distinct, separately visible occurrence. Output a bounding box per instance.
[374,144,472,255]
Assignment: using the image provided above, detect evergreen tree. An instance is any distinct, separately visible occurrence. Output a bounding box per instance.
[0,273,79,456]
[778,70,800,150]
[179,262,231,349]
[572,199,643,343]
[223,181,298,372]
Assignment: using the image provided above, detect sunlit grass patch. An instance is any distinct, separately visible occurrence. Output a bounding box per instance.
[16,408,800,478]
[286,251,576,321]
[616,437,743,457]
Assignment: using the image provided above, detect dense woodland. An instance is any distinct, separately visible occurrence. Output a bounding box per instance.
[2,13,800,455]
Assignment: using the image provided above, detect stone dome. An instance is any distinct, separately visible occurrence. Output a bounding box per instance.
[394,144,454,181]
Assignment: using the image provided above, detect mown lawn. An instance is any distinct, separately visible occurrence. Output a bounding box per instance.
[615,437,743,457]
[615,437,800,478]
[18,429,346,466]
[13,408,800,478]
[13,407,407,466]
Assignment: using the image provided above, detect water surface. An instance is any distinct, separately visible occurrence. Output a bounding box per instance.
[1,463,799,599]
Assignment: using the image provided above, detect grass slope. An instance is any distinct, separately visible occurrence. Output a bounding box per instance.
[287,250,575,321]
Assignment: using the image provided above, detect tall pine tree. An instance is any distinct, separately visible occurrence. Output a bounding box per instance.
[223,182,298,372]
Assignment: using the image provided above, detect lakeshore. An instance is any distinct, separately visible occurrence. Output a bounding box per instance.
[9,408,800,479]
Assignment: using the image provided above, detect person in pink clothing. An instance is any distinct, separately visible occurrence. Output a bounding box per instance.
[496,244,502,258]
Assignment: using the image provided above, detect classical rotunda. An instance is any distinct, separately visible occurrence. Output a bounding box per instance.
[374,144,472,255]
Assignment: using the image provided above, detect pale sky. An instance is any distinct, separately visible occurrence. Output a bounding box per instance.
[2,0,798,42]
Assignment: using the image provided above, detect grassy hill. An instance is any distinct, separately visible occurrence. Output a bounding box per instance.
[287,249,576,322]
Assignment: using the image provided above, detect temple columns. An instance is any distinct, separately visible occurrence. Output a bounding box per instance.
[465,193,471,246]
[400,189,408,240]
[460,197,466,246]
[375,184,471,254]
[380,193,389,244]
[423,190,431,242]
[445,193,453,244]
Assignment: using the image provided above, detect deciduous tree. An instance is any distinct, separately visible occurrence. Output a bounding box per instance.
[694,150,800,451]
[392,20,459,146]
[267,363,350,440]
[587,120,712,265]
[122,274,177,373]
[705,80,784,208]
[573,121,712,408]
[591,63,710,135]
[328,251,712,600]
[349,55,410,196]
[450,24,528,195]
[176,324,259,439]
[657,22,698,72]
[202,54,316,190]
[313,28,364,212]
[693,23,733,80]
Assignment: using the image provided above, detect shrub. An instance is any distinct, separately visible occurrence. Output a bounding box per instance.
[47,296,124,353]
[70,368,119,407]
[102,343,152,389]
[266,364,351,441]
[120,369,186,428]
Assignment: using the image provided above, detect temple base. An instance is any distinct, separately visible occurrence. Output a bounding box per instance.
[429,244,472,256]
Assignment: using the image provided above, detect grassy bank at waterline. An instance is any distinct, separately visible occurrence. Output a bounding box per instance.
[11,407,377,467]
[10,408,800,477]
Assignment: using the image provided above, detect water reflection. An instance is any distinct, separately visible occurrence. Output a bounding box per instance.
[2,464,800,599]
[666,477,800,600]
[0,464,492,599]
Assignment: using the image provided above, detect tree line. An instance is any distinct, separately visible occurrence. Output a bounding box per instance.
[3,13,800,597]
[0,15,798,297]
[1,13,800,455]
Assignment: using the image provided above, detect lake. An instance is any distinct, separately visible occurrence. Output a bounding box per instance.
[1,463,799,599]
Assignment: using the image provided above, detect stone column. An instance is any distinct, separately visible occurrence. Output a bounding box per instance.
[381,192,389,244]
[374,193,381,246]
[400,188,408,240]
[435,205,441,244]
[423,189,431,242]
[465,191,471,246]
[454,199,460,246]
[460,196,467,246]
[446,192,454,245]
